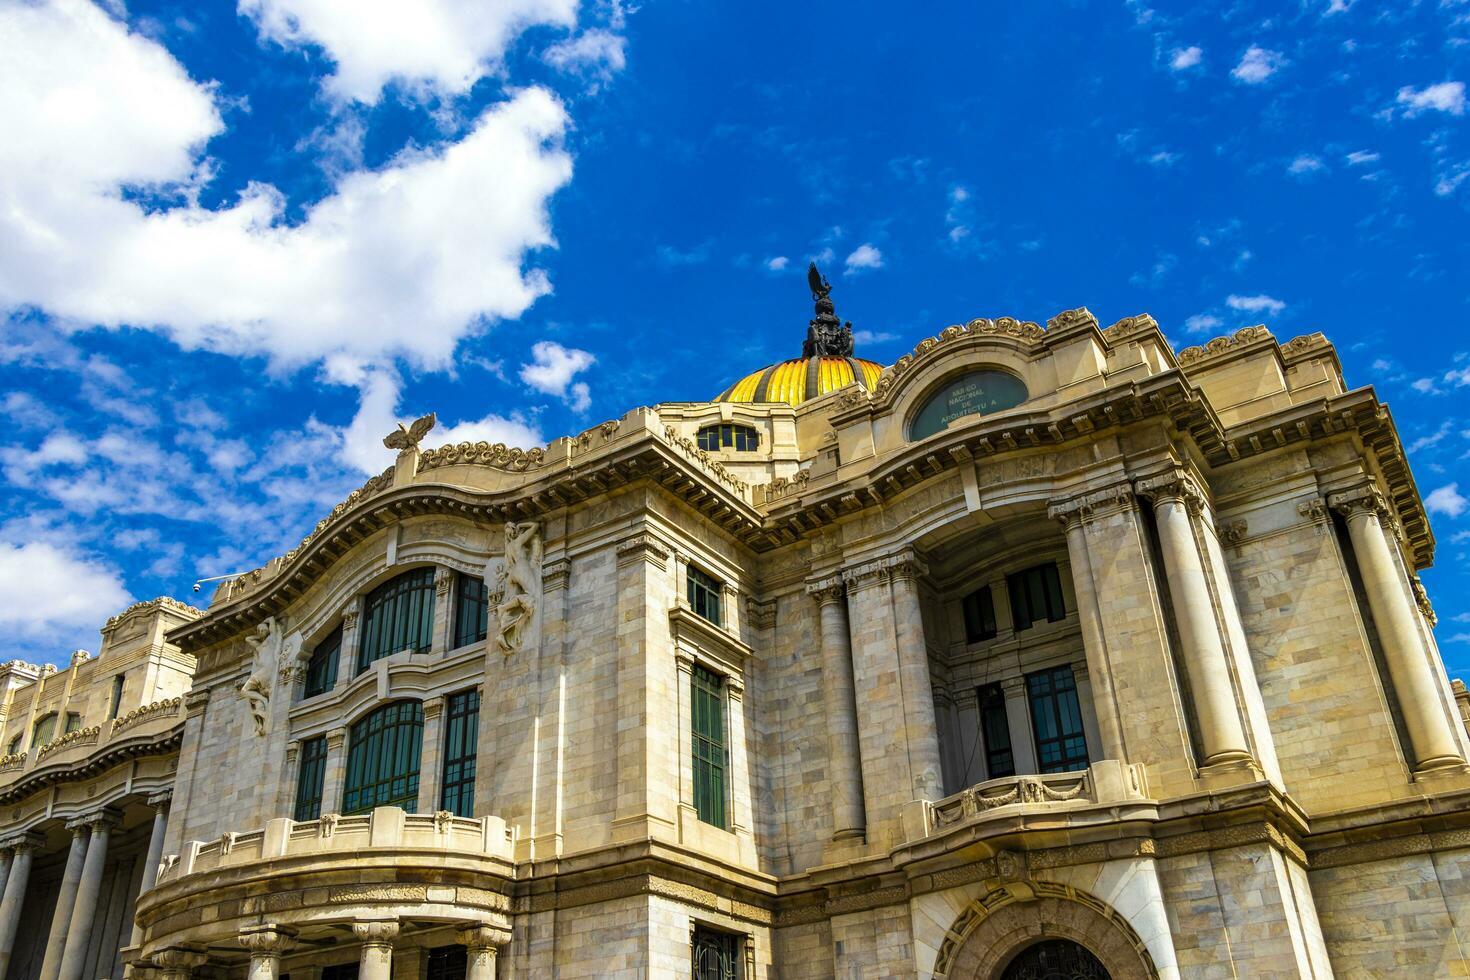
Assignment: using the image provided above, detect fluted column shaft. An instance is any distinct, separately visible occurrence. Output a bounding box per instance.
[39,826,90,980]
[808,581,866,840]
[1053,507,1126,761]
[126,793,172,955]
[891,562,943,800]
[57,811,118,980]
[1148,485,1252,767]
[0,834,42,977]
[1336,491,1464,772]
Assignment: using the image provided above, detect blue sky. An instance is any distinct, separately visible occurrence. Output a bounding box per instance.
[2,0,1469,669]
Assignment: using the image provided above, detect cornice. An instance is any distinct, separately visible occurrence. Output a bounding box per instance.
[0,726,183,806]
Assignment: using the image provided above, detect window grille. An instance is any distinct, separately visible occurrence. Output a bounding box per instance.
[687,566,723,627]
[978,682,1015,778]
[441,688,480,816]
[343,700,424,814]
[692,926,740,980]
[1007,562,1067,632]
[358,567,436,672]
[696,424,760,452]
[691,665,728,828]
[1001,939,1109,980]
[1026,666,1089,773]
[304,625,341,698]
[963,585,998,642]
[294,735,328,821]
[453,575,489,649]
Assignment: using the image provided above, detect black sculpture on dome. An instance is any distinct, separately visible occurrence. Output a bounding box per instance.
[802,262,856,358]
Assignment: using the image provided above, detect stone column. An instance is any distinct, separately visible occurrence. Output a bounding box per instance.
[1049,498,1127,761]
[239,924,296,980]
[806,579,866,840]
[1000,676,1038,774]
[338,604,363,685]
[431,570,455,654]
[124,791,172,955]
[57,809,120,980]
[417,696,447,813]
[1140,474,1253,769]
[1332,487,1465,773]
[890,557,943,801]
[39,824,91,980]
[320,726,348,816]
[0,832,44,977]
[152,947,208,980]
[457,924,512,980]
[353,918,399,980]
[0,849,10,905]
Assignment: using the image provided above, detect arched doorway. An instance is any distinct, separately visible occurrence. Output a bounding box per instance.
[1001,939,1111,980]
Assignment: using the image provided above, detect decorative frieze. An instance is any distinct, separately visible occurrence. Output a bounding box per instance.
[616,534,671,570]
[111,697,183,736]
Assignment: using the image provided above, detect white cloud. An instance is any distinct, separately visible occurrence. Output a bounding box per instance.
[844,244,883,273]
[240,0,579,103]
[1345,150,1380,166]
[1413,377,1441,395]
[1426,483,1468,518]
[1287,154,1326,176]
[1409,420,1454,453]
[1184,313,1223,334]
[1226,294,1286,315]
[1395,81,1466,118]
[853,329,899,346]
[765,256,789,272]
[1435,161,1470,197]
[1148,150,1180,167]
[542,28,626,86]
[1170,46,1202,71]
[520,340,594,411]
[0,0,574,382]
[1232,46,1285,85]
[0,541,131,641]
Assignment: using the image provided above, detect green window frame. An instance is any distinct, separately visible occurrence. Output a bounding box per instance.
[1026,665,1089,774]
[692,926,740,980]
[440,688,480,816]
[691,665,728,828]
[962,585,997,643]
[1007,562,1066,632]
[294,734,328,821]
[31,713,55,748]
[343,701,424,814]
[978,682,1015,778]
[687,566,723,627]
[453,575,489,649]
[304,625,341,698]
[357,567,436,673]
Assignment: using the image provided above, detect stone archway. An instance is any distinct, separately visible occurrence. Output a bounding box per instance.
[932,880,1157,980]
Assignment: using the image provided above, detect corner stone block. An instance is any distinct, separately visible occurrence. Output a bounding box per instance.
[262,818,293,858]
[369,807,406,847]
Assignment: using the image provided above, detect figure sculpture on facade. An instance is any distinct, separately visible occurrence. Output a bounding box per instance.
[240,616,279,737]
[382,412,437,456]
[802,262,856,358]
[494,522,542,654]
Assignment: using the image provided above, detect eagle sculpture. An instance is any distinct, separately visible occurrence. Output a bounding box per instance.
[383,412,437,452]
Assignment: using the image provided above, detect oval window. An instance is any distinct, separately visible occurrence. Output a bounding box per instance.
[909,370,1028,440]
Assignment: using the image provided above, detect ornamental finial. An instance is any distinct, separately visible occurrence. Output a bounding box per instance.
[803,262,855,358]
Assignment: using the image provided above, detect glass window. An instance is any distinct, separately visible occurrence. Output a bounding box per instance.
[358,567,436,672]
[6,734,21,756]
[32,714,55,748]
[697,423,760,452]
[441,689,480,816]
[962,586,997,643]
[1007,562,1066,632]
[978,683,1015,779]
[109,673,125,720]
[320,964,360,980]
[909,370,1028,441]
[691,665,728,828]
[688,566,723,627]
[454,575,489,649]
[294,735,328,821]
[692,926,740,980]
[1026,666,1089,774]
[63,712,81,734]
[304,626,342,699]
[343,701,424,814]
[426,945,467,980]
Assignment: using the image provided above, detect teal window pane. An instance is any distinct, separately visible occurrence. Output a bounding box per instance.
[304,625,341,698]
[294,735,328,821]
[343,700,424,814]
[440,688,480,816]
[691,665,727,827]
[358,567,436,673]
[688,567,723,627]
[1025,666,1088,773]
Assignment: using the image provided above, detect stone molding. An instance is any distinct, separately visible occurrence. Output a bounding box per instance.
[237,924,297,954]
[840,550,924,591]
[0,830,45,852]
[616,533,671,570]
[1176,324,1273,367]
[804,576,846,605]
[351,918,400,945]
[1047,483,1135,527]
[744,596,776,630]
[542,557,571,592]
[1134,469,1209,512]
[103,596,203,634]
[454,924,512,951]
[64,807,121,833]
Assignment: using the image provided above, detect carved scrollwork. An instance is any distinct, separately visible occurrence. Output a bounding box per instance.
[418,441,546,472]
[1177,325,1273,366]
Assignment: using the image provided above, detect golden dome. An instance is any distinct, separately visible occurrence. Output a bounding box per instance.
[717,356,884,407]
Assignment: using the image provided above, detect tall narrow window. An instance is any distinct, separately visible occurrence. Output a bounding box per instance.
[32,714,56,748]
[1026,666,1089,773]
[426,945,467,980]
[1007,562,1067,632]
[343,701,424,814]
[978,683,1015,778]
[108,673,125,720]
[6,734,22,756]
[962,585,998,643]
[294,735,328,821]
[63,712,81,734]
[453,575,489,649]
[691,665,728,828]
[441,689,480,816]
[358,568,436,672]
[304,626,342,699]
[692,926,741,980]
[688,566,723,627]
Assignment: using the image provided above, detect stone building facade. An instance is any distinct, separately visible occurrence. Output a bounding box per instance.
[1,289,1468,978]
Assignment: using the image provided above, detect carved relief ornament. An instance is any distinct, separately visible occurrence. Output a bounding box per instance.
[493,522,542,655]
[1047,484,1135,528]
[1134,470,1209,513]
[805,577,846,606]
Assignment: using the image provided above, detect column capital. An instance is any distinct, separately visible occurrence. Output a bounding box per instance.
[325,726,348,750]
[804,576,846,605]
[999,675,1028,696]
[841,550,924,591]
[1328,483,1391,520]
[434,569,453,596]
[351,918,400,945]
[64,808,121,833]
[744,596,776,630]
[238,924,297,954]
[183,688,211,716]
[341,608,360,631]
[422,695,446,721]
[0,830,45,852]
[151,947,208,973]
[147,790,174,810]
[1047,483,1134,528]
[454,924,512,951]
[1135,470,1208,512]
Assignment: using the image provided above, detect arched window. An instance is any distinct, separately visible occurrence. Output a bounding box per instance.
[304,625,342,698]
[63,712,82,734]
[696,423,760,452]
[6,734,21,756]
[909,370,1028,441]
[1002,939,1110,979]
[343,701,424,814]
[358,567,436,673]
[31,713,56,748]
